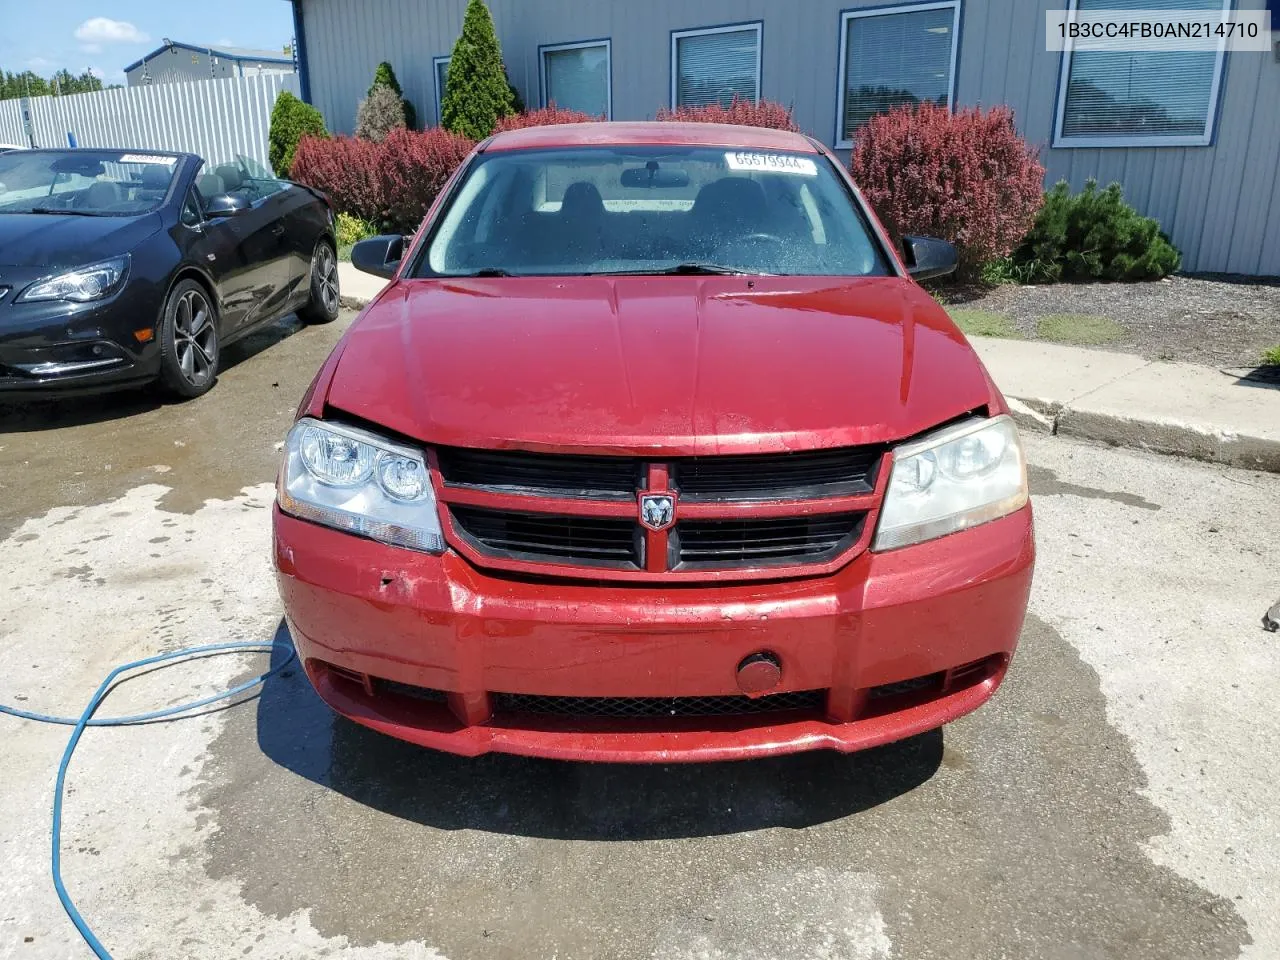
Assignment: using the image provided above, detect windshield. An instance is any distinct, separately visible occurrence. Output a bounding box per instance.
[421,146,891,278]
[0,150,179,216]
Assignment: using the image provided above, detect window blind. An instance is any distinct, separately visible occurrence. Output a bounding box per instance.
[675,28,760,108]
[1061,0,1225,141]
[544,44,609,117]
[841,5,957,142]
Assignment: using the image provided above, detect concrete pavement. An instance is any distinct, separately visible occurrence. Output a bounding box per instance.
[337,261,1280,472]
[2,309,1278,958]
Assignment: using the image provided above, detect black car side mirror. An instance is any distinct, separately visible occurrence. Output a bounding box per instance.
[204,193,250,218]
[352,234,404,279]
[901,235,958,281]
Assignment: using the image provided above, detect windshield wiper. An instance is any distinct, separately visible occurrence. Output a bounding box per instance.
[453,267,514,277]
[27,207,108,217]
[598,263,770,277]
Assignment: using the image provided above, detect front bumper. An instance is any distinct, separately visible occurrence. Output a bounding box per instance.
[275,504,1034,762]
[0,292,160,392]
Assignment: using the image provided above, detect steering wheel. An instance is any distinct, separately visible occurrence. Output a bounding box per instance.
[735,232,786,246]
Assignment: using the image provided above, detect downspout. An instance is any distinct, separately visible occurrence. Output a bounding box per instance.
[290,0,312,103]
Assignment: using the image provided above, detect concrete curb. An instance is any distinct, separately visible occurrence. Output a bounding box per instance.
[337,287,1280,473]
[1053,408,1280,474]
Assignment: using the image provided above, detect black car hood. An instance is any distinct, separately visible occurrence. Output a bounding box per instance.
[0,212,162,269]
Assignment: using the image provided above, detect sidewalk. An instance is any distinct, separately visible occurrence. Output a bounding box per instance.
[337,262,1280,472]
[970,337,1280,472]
[338,261,388,308]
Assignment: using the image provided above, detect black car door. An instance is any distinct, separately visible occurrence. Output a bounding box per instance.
[230,156,326,302]
[191,170,290,334]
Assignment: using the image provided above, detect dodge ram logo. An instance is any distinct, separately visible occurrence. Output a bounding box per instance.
[639,494,675,531]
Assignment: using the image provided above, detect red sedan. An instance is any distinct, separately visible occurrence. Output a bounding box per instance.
[273,122,1034,762]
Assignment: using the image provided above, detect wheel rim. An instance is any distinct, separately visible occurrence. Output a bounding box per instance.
[315,244,339,314]
[173,289,216,386]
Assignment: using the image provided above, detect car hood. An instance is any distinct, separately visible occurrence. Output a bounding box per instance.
[326,276,995,455]
[0,212,162,269]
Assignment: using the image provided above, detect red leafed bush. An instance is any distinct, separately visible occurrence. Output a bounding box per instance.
[493,103,598,133]
[289,134,385,223]
[850,102,1045,278]
[290,127,474,233]
[657,97,799,131]
[375,126,475,233]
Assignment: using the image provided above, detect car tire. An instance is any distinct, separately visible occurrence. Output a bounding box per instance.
[298,240,340,324]
[157,279,220,399]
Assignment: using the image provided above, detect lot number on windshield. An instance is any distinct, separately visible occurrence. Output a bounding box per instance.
[725,152,818,176]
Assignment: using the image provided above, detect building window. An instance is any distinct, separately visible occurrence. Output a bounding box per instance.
[836,1,961,149]
[670,22,762,109]
[433,56,451,124]
[540,40,611,118]
[1054,0,1227,148]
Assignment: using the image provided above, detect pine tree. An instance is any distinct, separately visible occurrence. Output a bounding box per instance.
[440,0,516,140]
[368,61,416,130]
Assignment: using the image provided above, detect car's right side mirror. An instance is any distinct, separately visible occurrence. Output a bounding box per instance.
[351,234,404,279]
[901,235,958,281]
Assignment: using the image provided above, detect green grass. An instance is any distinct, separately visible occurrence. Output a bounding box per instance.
[948,309,1022,339]
[1262,346,1280,366]
[337,242,354,263]
[1035,313,1126,346]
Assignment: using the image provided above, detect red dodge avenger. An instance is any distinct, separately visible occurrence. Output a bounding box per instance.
[273,122,1034,762]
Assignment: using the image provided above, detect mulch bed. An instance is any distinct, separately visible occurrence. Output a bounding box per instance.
[939,275,1280,368]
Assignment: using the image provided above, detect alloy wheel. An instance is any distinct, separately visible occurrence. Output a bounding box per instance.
[315,244,339,315]
[173,288,216,386]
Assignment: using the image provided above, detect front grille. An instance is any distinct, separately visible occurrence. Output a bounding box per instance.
[673,447,882,501]
[492,689,826,719]
[674,514,864,569]
[435,445,883,502]
[436,447,641,499]
[450,505,641,569]
[436,443,884,578]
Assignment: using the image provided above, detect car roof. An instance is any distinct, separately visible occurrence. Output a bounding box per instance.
[482,121,819,154]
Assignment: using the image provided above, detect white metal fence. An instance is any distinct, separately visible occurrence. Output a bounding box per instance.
[7,73,299,167]
[0,98,25,147]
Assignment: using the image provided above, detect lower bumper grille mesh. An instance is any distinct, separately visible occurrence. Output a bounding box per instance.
[491,690,826,719]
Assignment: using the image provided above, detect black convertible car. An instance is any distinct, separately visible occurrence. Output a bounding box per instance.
[0,148,339,398]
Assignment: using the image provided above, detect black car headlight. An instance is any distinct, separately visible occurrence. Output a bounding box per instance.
[17,256,129,303]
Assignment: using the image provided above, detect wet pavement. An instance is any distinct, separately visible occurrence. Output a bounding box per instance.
[1,308,1278,959]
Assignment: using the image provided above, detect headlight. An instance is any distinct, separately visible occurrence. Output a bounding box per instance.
[18,256,129,303]
[278,418,445,554]
[873,415,1027,551]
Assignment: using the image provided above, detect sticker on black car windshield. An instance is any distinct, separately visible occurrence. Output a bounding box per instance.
[725,152,817,176]
[119,154,177,166]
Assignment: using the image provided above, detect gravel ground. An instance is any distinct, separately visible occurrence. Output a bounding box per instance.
[943,275,1280,367]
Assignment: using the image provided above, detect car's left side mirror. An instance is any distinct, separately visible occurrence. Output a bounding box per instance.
[901,235,958,281]
[352,234,404,279]
[204,193,250,218]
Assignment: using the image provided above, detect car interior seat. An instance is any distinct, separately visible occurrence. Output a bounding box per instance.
[556,181,607,261]
[690,177,769,251]
[82,180,123,210]
[196,173,226,200]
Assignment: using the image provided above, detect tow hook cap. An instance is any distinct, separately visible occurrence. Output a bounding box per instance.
[736,652,782,697]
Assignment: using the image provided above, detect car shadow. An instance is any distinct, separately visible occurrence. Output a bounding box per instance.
[0,313,308,432]
[255,623,944,842]
[1227,365,1280,391]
